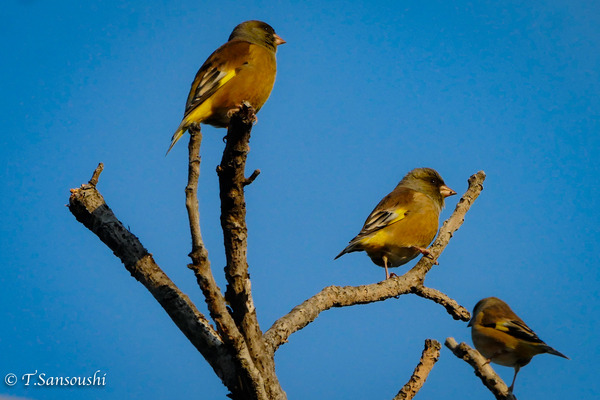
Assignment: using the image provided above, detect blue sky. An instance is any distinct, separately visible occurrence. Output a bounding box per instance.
[1,0,599,399]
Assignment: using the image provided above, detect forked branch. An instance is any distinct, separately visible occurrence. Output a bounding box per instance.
[184,127,269,400]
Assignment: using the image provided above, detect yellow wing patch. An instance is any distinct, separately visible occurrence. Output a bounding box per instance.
[204,69,236,93]
[357,206,409,246]
[384,208,409,225]
[188,68,237,110]
[182,69,237,125]
[359,229,390,247]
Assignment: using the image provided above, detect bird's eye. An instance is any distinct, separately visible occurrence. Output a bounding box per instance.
[430,178,438,184]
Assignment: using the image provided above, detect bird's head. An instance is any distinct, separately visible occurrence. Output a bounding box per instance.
[400,167,457,208]
[230,20,286,52]
[468,297,507,326]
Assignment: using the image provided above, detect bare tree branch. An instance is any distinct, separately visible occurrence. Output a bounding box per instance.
[263,171,486,355]
[244,169,261,186]
[411,286,471,321]
[67,164,236,386]
[184,127,270,400]
[393,339,441,400]
[185,126,208,265]
[185,127,236,339]
[88,162,103,186]
[445,338,516,400]
[264,276,416,354]
[407,171,486,278]
[217,105,286,399]
[69,137,486,400]
[217,105,262,339]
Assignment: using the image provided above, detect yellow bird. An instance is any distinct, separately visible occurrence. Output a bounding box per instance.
[335,168,456,279]
[167,20,285,154]
[468,297,569,392]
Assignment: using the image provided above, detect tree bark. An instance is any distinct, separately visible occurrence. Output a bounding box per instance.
[67,164,237,388]
[394,339,441,400]
[68,116,490,399]
[185,126,270,400]
[445,338,517,400]
[216,105,286,399]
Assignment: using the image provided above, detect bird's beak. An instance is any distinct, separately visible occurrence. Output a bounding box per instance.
[440,185,457,198]
[274,34,286,45]
[467,319,473,327]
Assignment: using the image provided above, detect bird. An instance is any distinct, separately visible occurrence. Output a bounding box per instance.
[335,168,456,279]
[166,20,285,154]
[468,297,569,393]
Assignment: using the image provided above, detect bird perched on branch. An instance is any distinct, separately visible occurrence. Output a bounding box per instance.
[468,297,569,392]
[167,20,285,154]
[335,168,456,279]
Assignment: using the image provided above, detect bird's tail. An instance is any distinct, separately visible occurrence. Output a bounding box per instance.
[166,122,188,155]
[544,345,569,359]
[334,239,360,260]
[334,248,348,260]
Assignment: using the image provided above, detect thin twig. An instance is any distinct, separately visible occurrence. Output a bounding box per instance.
[411,286,471,321]
[185,127,231,336]
[394,339,441,400]
[185,126,206,263]
[244,169,261,186]
[408,171,486,278]
[88,162,104,186]
[445,338,516,400]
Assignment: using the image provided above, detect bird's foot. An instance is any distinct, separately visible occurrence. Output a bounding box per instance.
[226,108,238,118]
[227,101,258,124]
[412,246,431,256]
[412,246,439,265]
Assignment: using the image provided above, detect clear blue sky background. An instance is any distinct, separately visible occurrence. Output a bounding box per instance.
[1,1,598,399]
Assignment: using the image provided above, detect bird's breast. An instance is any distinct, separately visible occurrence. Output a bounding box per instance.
[359,207,439,268]
[203,46,277,127]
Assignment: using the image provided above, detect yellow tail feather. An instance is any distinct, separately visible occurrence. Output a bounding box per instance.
[166,124,187,155]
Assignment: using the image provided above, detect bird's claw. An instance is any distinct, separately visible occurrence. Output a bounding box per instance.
[227,102,258,124]
[412,246,439,265]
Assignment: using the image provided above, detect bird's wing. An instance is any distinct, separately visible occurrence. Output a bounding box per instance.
[496,319,544,343]
[355,189,416,238]
[184,41,250,116]
[483,315,545,344]
[358,208,408,237]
